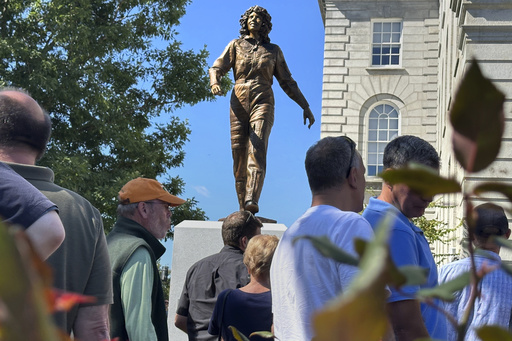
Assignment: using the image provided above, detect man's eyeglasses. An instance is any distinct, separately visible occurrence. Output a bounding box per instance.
[341,136,356,178]
[145,201,172,213]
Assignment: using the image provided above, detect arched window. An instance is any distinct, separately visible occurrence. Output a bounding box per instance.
[367,104,399,176]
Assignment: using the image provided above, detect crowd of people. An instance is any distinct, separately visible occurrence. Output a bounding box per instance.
[0,79,510,341]
[1,84,512,341]
[1,11,511,339]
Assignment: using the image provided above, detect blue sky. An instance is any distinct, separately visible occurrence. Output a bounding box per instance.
[161,0,325,266]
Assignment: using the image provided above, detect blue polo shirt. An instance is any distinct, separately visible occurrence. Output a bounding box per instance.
[363,197,447,340]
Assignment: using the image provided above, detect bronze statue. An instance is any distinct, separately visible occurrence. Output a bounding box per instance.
[209,5,315,214]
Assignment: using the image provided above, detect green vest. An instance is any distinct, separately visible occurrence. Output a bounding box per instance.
[107,216,168,341]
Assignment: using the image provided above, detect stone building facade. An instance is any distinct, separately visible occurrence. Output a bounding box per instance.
[317,0,512,262]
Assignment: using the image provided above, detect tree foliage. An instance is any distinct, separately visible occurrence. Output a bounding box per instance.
[0,0,231,231]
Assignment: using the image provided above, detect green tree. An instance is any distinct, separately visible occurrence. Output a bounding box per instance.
[0,0,230,231]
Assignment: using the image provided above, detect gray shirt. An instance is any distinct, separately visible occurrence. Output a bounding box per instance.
[177,245,250,341]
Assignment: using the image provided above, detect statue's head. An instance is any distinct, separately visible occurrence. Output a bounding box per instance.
[239,5,272,43]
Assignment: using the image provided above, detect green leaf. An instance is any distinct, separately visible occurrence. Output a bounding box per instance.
[499,262,512,277]
[293,235,359,266]
[476,325,512,341]
[311,213,394,341]
[228,326,251,341]
[416,272,470,301]
[488,236,512,251]
[353,238,368,259]
[380,164,461,197]
[249,331,275,339]
[473,183,512,203]
[396,265,428,287]
[450,60,505,172]
[488,237,512,276]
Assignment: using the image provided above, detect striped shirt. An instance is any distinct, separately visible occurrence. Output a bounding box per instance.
[439,250,512,340]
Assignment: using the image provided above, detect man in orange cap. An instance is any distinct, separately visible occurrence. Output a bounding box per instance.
[107,177,186,341]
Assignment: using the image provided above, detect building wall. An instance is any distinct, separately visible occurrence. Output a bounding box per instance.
[437,0,512,261]
[319,0,512,262]
[320,0,439,186]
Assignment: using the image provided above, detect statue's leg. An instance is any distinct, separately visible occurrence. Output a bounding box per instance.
[245,117,273,214]
[230,89,250,211]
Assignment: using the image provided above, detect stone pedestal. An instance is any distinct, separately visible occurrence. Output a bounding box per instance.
[168,220,287,340]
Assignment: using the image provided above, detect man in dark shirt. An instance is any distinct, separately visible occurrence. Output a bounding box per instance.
[0,88,112,339]
[175,211,262,340]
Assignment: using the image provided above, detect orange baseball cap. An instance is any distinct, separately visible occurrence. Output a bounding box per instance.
[119,177,186,207]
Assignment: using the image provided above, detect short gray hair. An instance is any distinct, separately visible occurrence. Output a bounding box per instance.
[117,202,138,218]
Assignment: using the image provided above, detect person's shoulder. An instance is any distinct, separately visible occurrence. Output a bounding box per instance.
[187,250,226,271]
[130,246,152,261]
[439,258,470,281]
[363,197,391,215]
[21,165,102,217]
[218,288,237,299]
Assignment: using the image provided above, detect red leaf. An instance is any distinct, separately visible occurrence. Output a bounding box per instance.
[49,289,97,312]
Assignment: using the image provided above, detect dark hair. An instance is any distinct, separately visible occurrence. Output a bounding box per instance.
[0,90,51,160]
[305,136,360,193]
[383,135,440,170]
[239,6,272,44]
[222,211,263,247]
[474,203,509,239]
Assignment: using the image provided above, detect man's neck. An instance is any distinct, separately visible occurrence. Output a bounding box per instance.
[0,148,37,165]
[311,186,358,212]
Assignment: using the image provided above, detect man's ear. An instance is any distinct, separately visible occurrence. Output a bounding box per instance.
[506,229,511,240]
[240,236,248,251]
[137,202,149,219]
[347,166,358,188]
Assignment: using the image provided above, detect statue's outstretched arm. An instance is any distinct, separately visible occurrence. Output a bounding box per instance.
[209,40,236,97]
[274,45,315,128]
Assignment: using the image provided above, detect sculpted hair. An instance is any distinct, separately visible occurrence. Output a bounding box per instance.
[0,90,51,160]
[305,136,359,193]
[239,5,272,44]
[243,234,279,278]
[383,135,440,170]
[222,211,263,247]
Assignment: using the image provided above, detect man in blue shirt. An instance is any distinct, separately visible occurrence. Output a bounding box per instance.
[439,203,512,340]
[363,135,447,341]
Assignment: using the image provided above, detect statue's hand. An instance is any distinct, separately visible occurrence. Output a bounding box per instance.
[211,84,223,96]
[303,107,315,129]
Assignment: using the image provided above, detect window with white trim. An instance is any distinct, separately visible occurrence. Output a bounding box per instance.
[367,104,399,176]
[371,21,402,66]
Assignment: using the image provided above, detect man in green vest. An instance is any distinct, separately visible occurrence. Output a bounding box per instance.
[107,177,186,341]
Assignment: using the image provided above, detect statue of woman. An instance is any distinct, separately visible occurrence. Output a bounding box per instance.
[209,5,315,214]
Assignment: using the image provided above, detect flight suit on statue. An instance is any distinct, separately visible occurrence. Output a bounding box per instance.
[209,37,310,213]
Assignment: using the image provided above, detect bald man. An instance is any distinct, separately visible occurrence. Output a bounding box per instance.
[0,88,113,340]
